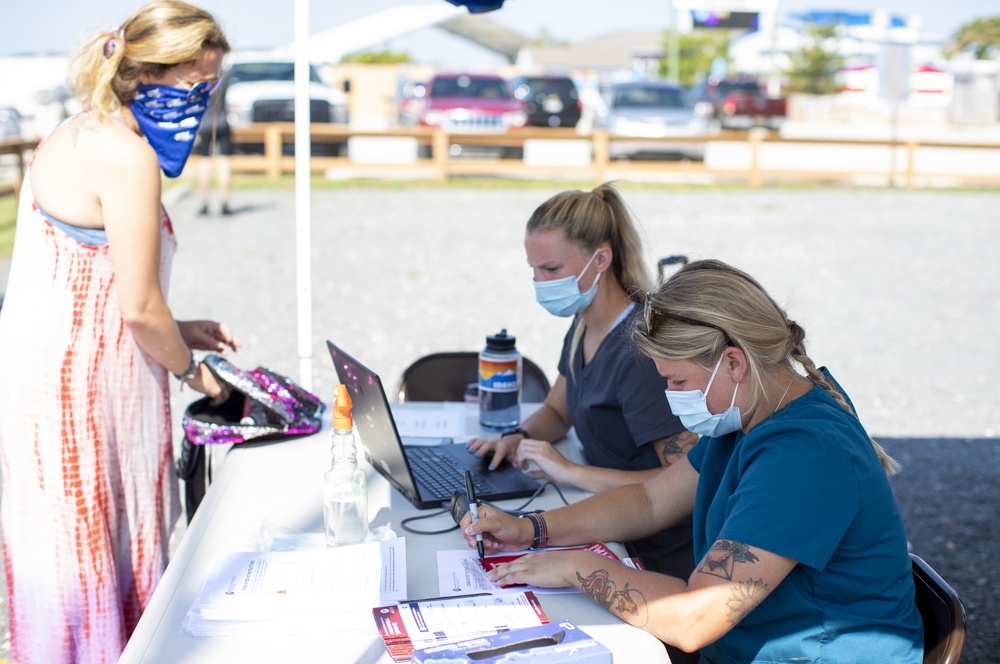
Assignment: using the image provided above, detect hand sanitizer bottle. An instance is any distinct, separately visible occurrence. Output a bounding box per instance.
[323,385,368,547]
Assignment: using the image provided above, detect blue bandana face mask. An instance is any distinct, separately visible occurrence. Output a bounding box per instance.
[664,354,743,438]
[129,81,215,177]
[533,250,602,318]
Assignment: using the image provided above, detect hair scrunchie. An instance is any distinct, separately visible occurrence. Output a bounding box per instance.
[103,27,126,59]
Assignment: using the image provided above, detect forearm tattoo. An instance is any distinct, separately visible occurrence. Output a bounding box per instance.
[577,568,648,626]
[698,540,769,626]
[659,430,698,466]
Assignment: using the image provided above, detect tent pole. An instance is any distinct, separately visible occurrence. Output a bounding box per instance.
[294,0,314,390]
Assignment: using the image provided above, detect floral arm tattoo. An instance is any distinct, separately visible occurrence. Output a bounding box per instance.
[657,430,699,466]
[698,540,769,626]
[576,568,649,627]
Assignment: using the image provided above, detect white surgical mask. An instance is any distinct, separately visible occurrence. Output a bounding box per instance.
[664,354,743,437]
[533,250,602,317]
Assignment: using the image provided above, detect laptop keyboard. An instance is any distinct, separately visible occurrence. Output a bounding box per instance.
[407,447,489,499]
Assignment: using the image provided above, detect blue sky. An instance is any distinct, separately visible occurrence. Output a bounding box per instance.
[2,0,996,61]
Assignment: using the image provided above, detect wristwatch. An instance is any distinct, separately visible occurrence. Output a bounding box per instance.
[500,427,530,440]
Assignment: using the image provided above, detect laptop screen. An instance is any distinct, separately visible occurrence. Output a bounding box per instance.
[326,341,422,505]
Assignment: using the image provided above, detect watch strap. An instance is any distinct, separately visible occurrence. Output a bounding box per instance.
[500,426,530,439]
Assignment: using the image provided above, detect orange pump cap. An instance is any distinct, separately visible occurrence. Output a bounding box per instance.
[333,384,353,430]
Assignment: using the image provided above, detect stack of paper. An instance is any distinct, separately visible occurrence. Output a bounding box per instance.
[184,538,407,636]
[373,591,549,662]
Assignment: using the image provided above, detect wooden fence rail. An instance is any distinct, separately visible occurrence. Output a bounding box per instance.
[4,127,1000,193]
[226,124,1000,189]
[0,137,38,198]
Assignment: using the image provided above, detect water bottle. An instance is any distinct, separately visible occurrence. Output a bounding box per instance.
[478,328,522,430]
[323,385,368,547]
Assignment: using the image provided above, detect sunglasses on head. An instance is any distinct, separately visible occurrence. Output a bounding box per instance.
[643,291,737,347]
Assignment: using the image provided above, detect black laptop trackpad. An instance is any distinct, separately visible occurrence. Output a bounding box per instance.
[409,444,540,500]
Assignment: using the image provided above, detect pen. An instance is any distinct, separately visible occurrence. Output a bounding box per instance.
[465,469,485,563]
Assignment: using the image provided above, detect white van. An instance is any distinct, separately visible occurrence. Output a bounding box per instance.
[223,54,348,155]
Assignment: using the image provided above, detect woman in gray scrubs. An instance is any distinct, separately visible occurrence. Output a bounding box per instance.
[468,182,698,582]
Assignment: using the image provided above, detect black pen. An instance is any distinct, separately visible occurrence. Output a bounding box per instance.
[465,469,485,563]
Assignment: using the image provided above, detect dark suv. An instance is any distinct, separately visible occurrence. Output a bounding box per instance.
[511,76,582,128]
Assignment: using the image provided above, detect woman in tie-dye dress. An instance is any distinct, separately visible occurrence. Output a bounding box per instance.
[0,3,241,662]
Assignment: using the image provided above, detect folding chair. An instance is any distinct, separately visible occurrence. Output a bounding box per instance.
[395,351,551,404]
[911,553,967,664]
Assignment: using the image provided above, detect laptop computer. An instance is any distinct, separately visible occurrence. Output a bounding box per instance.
[327,341,542,509]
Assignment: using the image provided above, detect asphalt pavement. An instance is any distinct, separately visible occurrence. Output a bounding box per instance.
[0,183,997,662]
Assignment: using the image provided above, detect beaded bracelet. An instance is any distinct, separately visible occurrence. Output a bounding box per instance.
[518,512,548,550]
[173,352,198,383]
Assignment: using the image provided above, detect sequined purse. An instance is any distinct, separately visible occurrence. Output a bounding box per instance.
[181,354,325,447]
[176,355,324,521]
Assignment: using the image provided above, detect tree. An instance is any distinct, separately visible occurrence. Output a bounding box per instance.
[659,31,731,88]
[784,23,844,95]
[341,50,413,64]
[947,16,1000,59]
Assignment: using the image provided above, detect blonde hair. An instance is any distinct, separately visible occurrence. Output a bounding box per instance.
[69,0,229,116]
[634,259,899,475]
[526,182,652,296]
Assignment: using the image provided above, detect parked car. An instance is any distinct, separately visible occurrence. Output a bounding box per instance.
[0,107,22,139]
[396,79,426,126]
[402,73,527,158]
[223,55,349,155]
[598,81,709,161]
[692,76,786,131]
[511,75,582,128]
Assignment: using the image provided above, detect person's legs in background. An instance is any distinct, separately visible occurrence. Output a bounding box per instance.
[193,128,233,216]
[196,155,213,216]
[216,152,232,215]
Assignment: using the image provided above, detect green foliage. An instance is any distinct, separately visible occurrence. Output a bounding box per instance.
[947,16,1000,59]
[784,23,845,95]
[0,193,16,257]
[660,30,731,88]
[341,50,413,65]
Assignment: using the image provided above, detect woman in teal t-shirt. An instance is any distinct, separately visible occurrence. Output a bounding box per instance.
[461,259,923,663]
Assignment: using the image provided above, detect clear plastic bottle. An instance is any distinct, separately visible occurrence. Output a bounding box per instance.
[323,385,368,547]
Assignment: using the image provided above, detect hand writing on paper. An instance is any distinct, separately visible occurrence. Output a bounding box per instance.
[461,504,532,554]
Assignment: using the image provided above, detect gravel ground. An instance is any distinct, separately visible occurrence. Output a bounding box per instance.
[0,183,997,662]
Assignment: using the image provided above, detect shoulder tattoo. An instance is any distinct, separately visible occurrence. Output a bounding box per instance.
[576,568,648,626]
[68,116,103,147]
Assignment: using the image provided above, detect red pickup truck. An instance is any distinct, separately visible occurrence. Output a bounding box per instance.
[693,77,786,131]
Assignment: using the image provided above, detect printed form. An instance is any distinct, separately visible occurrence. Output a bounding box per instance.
[185,538,407,635]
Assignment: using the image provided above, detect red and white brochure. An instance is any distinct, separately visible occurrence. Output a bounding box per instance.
[372,591,549,662]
